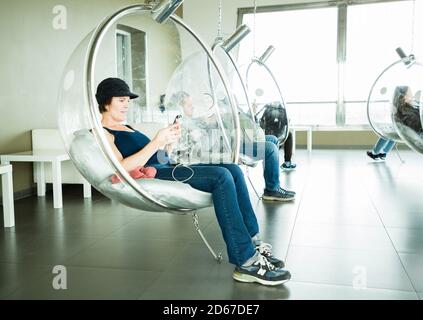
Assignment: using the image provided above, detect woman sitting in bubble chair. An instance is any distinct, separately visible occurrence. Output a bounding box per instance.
[98,78,291,286]
[392,85,422,135]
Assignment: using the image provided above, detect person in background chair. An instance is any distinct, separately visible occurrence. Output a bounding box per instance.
[366,137,395,161]
[171,91,296,202]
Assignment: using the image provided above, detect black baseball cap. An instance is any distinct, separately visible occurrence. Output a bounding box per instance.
[95,78,139,105]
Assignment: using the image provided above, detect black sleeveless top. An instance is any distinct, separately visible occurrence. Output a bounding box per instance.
[103,125,169,166]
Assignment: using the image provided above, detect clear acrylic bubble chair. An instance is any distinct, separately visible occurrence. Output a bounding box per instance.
[211,27,269,198]
[367,48,423,154]
[57,2,242,262]
[162,50,241,165]
[243,46,290,145]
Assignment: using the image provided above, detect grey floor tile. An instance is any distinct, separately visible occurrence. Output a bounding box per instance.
[7,266,161,300]
[0,232,101,265]
[4,211,66,235]
[398,253,423,292]
[65,238,187,271]
[0,263,52,299]
[2,149,422,300]
[284,281,418,300]
[286,246,414,291]
[170,242,229,268]
[380,211,423,229]
[419,292,423,300]
[139,262,291,300]
[55,198,144,217]
[255,222,295,248]
[296,206,382,227]
[254,201,299,223]
[200,219,293,251]
[290,223,395,251]
[105,213,215,241]
[38,213,138,237]
[387,227,423,254]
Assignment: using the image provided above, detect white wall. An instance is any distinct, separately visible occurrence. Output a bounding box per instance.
[0,0,165,194]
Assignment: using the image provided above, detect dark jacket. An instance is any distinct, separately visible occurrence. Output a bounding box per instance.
[395,103,422,133]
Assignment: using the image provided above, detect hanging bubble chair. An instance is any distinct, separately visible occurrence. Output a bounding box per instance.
[367,49,423,154]
[162,50,241,165]
[244,46,290,144]
[211,26,266,156]
[57,2,241,218]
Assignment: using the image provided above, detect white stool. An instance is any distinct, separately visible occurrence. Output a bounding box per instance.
[290,125,313,155]
[0,164,15,227]
[1,150,73,209]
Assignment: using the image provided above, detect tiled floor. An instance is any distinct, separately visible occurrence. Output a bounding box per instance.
[0,149,422,300]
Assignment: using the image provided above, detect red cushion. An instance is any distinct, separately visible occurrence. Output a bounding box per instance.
[111,166,157,184]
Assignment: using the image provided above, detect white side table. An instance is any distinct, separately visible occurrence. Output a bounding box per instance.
[290,125,313,155]
[1,150,71,209]
[0,164,15,227]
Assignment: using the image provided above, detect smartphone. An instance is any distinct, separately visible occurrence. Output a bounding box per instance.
[173,115,182,124]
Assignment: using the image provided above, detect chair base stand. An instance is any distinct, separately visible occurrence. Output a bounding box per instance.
[192,212,222,263]
[395,145,405,163]
[246,166,262,200]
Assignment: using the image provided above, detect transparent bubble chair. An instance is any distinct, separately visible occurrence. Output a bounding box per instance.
[162,50,240,165]
[57,2,242,262]
[244,46,290,145]
[367,48,423,154]
[211,26,268,197]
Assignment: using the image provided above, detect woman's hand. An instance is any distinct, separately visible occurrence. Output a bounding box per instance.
[153,123,181,147]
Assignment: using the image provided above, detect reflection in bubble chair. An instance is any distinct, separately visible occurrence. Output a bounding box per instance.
[392,86,423,153]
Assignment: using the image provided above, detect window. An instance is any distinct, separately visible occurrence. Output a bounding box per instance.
[238,0,422,127]
[116,25,148,123]
[344,0,423,125]
[116,30,133,85]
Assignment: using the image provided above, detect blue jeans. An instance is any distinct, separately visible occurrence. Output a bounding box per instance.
[242,135,280,191]
[372,137,396,154]
[154,163,257,266]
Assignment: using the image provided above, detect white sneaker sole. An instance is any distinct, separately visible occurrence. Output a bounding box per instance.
[262,195,295,202]
[233,272,291,286]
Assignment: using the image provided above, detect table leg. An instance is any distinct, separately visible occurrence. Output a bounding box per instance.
[2,169,15,228]
[291,129,296,156]
[83,180,92,198]
[307,129,313,154]
[35,162,46,196]
[52,161,63,209]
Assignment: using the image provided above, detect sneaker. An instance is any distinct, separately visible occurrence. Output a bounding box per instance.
[378,153,387,160]
[233,254,291,286]
[366,150,379,160]
[281,162,297,171]
[262,187,295,201]
[256,242,285,268]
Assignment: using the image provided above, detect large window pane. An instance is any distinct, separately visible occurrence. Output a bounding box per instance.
[345,0,423,125]
[239,7,338,126]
